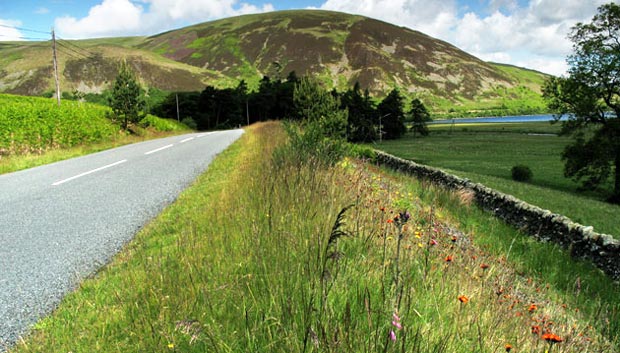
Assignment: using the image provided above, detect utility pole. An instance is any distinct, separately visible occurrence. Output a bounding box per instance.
[246,98,249,126]
[51,28,61,106]
[175,93,180,122]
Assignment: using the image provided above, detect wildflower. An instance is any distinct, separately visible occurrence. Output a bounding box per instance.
[445,255,453,262]
[389,330,397,341]
[451,235,458,242]
[480,263,489,270]
[415,231,422,238]
[430,239,438,246]
[542,333,562,343]
[380,206,386,212]
[531,325,541,335]
[387,219,394,224]
[458,295,469,304]
[399,211,411,223]
[168,343,175,349]
[505,343,513,352]
[528,304,537,313]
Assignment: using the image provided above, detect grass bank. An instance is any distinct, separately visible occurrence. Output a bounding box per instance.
[373,122,620,237]
[10,121,619,353]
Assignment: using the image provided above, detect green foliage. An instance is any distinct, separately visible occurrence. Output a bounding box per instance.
[543,2,620,202]
[377,88,407,140]
[293,76,347,139]
[409,98,430,137]
[511,164,533,182]
[139,114,190,132]
[342,83,377,143]
[0,94,118,156]
[109,61,146,130]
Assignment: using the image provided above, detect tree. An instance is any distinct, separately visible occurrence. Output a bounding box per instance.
[543,2,620,203]
[342,82,377,142]
[109,61,145,130]
[377,88,406,140]
[409,98,430,136]
[293,76,347,139]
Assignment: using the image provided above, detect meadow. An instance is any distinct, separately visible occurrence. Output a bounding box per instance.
[9,122,619,353]
[374,122,620,237]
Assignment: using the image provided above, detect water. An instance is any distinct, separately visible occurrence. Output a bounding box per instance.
[430,114,566,124]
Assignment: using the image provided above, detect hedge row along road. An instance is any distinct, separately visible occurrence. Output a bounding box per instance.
[0,130,244,349]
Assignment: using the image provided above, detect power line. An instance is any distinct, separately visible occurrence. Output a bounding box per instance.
[57,38,96,57]
[0,23,50,35]
[56,40,89,59]
[0,33,49,41]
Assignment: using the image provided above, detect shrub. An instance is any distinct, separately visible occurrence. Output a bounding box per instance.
[511,164,533,182]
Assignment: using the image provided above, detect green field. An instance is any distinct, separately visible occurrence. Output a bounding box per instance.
[373,122,620,237]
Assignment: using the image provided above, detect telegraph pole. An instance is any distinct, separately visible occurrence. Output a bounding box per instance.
[175,93,180,122]
[51,28,61,106]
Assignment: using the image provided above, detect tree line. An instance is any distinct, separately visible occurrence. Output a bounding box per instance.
[151,72,430,142]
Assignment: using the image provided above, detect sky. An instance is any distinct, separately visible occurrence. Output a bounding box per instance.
[0,0,616,76]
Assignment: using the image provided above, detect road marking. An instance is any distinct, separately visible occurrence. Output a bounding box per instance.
[145,144,174,155]
[196,132,212,138]
[52,159,128,186]
[180,137,194,143]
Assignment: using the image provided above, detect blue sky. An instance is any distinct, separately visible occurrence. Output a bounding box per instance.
[0,0,615,75]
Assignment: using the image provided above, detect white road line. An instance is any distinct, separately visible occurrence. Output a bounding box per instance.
[180,137,194,143]
[52,160,128,186]
[145,144,174,155]
[196,132,211,138]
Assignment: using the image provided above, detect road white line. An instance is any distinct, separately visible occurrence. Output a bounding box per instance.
[52,160,128,186]
[145,144,174,155]
[196,132,212,138]
[180,137,194,143]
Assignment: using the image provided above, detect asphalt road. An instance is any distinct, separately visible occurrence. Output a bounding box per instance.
[0,129,244,349]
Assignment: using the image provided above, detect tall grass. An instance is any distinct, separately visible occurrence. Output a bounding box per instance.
[10,122,618,353]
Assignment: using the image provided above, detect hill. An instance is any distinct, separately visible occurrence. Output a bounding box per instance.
[0,10,549,116]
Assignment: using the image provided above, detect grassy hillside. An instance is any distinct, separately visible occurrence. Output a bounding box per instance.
[374,122,620,237]
[10,122,619,352]
[1,10,549,116]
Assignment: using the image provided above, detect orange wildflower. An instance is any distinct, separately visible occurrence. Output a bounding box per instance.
[480,263,489,270]
[531,325,541,335]
[505,343,513,352]
[542,333,562,343]
[445,255,453,262]
[458,295,469,304]
[528,304,537,313]
[387,219,394,224]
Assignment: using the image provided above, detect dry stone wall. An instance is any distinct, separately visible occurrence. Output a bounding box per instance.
[374,150,620,280]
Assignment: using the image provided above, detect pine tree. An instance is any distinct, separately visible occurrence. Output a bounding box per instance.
[109,61,145,130]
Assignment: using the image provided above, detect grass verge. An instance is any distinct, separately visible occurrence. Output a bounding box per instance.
[0,129,191,175]
[10,121,619,353]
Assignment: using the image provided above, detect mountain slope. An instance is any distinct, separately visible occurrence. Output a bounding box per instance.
[0,10,549,115]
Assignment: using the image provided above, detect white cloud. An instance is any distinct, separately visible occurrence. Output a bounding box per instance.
[56,0,143,38]
[55,0,274,39]
[318,0,611,75]
[35,7,51,15]
[0,19,24,41]
[319,0,459,39]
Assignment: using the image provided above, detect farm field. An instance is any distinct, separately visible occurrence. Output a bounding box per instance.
[374,122,620,237]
